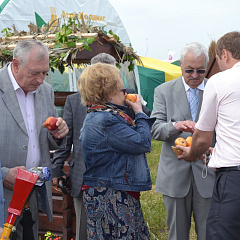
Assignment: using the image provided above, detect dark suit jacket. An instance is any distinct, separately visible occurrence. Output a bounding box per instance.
[125,88,151,119]
[52,92,87,198]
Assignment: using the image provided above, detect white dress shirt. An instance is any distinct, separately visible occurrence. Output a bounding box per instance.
[7,64,41,169]
[196,62,240,168]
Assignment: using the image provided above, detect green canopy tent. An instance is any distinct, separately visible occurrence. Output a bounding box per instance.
[137,56,181,111]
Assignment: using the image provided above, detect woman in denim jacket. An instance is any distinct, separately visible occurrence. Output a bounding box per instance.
[78,63,155,240]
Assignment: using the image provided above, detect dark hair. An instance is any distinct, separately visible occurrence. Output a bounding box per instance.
[216,31,240,60]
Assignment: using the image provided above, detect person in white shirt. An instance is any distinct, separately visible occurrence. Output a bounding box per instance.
[177,31,240,240]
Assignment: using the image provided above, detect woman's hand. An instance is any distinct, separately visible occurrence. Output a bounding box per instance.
[125,95,143,114]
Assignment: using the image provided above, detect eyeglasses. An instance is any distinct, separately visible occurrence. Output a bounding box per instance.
[120,88,127,94]
[28,69,49,77]
[184,69,206,74]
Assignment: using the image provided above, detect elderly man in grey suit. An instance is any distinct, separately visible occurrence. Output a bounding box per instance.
[0,39,69,240]
[52,92,87,240]
[151,42,216,240]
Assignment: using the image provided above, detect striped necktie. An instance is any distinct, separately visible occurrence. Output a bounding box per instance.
[189,88,198,121]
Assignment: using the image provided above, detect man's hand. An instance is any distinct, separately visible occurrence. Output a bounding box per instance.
[43,117,69,139]
[202,147,214,165]
[3,166,26,190]
[177,129,214,163]
[176,145,211,164]
[175,145,198,162]
[174,120,196,133]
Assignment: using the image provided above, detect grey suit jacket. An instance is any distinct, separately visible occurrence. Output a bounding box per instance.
[52,92,87,198]
[151,76,215,198]
[0,65,65,236]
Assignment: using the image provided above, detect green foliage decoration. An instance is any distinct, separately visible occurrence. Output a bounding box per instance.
[1,27,14,37]
[0,17,142,73]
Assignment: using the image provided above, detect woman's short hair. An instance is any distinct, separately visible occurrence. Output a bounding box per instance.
[78,63,122,105]
[216,31,240,60]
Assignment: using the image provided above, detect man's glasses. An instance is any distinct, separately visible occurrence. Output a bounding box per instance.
[120,88,127,94]
[184,69,206,74]
[28,69,49,77]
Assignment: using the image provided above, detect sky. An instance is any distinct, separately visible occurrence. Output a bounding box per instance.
[108,0,240,61]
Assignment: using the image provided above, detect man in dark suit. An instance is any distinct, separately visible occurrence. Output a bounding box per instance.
[52,92,87,240]
[151,42,215,240]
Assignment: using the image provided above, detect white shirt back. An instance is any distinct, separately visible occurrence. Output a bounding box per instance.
[196,62,240,168]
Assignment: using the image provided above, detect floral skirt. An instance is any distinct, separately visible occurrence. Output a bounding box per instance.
[83,187,150,240]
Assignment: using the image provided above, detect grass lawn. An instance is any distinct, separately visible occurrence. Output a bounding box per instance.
[140,140,197,240]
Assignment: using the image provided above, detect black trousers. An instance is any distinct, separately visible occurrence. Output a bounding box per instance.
[206,169,240,240]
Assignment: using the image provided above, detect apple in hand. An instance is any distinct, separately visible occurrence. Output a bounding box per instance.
[172,137,187,156]
[126,94,137,104]
[45,117,58,130]
[186,136,192,147]
[175,137,187,147]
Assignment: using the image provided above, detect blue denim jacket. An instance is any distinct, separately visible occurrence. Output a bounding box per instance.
[0,161,4,227]
[80,106,155,192]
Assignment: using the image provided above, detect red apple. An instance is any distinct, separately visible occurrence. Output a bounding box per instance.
[45,117,57,130]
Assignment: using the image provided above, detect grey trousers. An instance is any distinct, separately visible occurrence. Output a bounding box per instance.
[163,177,211,240]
